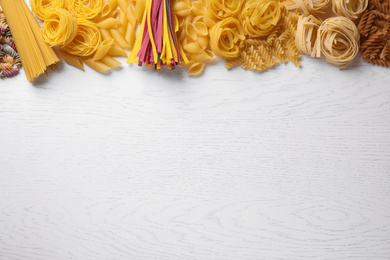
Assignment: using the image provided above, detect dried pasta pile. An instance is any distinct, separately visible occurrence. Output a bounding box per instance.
[173,0,302,75]
[288,0,366,68]
[0,0,59,82]
[31,0,133,73]
[0,9,21,79]
[358,0,390,67]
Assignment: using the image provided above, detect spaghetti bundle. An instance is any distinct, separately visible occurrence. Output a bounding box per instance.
[127,0,183,70]
[0,0,59,82]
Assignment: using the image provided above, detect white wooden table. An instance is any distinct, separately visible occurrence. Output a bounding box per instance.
[1,10,390,258]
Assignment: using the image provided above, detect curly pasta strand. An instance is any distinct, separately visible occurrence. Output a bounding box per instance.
[30,0,66,20]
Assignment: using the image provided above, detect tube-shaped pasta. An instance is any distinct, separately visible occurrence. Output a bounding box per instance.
[93,8,119,22]
[94,38,115,60]
[125,23,136,49]
[100,55,122,67]
[125,5,137,27]
[99,28,112,41]
[102,0,118,16]
[97,18,121,29]
[118,0,130,16]
[84,58,111,72]
[110,29,130,48]
[107,45,128,56]
[118,10,129,36]
[59,49,84,71]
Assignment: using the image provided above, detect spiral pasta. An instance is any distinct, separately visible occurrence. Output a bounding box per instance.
[30,0,66,20]
[62,18,101,57]
[317,17,359,68]
[66,0,103,20]
[285,0,331,15]
[332,0,368,21]
[358,0,390,66]
[206,0,242,20]
[210,17,245,59]
[42,9,78,46]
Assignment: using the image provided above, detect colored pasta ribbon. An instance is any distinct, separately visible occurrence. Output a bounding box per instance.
[127,0,182,69]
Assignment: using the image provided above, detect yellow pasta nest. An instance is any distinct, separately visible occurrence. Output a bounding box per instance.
[209,17,245,59]
[66,0,102,20]
[332,0,368,21]
[30,0,66,20]
[206,0,242,20]
[317,17,359,68]
[62,18,101,57]
[42,8,78,46]
[240,0,281,37]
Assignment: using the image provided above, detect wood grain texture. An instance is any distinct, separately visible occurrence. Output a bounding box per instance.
[1,6,390,257]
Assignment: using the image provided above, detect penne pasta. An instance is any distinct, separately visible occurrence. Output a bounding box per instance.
[99,28,112,41]
[94,38,115,61]
[97,18,121,29]
[102,0,118,16]
[83,58,111,72]
[125,23,136,49]
[118,10,129,36]
[107,45,128,57]
[110,29,130,48]
[59,49,84,71]
[100,56,122,67]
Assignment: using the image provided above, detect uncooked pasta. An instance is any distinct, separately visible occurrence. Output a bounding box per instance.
[30,0,66,20]
[206,0,242,20]
[66,0,103,19]
[285,0,331,15]
[358,0,390,66]
[332,0,368,21]
[209,17,245,59]
[62,18,101,57]
[240,0,281,37]
[317,17,359,68]
[42,9,78,46]
[295,14,321,57]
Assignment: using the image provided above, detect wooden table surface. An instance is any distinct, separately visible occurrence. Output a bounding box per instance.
[1,6,390,258]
